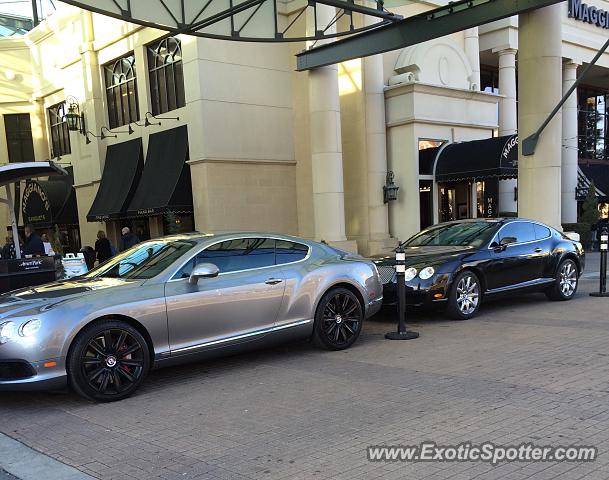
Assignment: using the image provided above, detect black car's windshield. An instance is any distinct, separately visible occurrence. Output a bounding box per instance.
[405,222,499,248]
[85,239,197,280]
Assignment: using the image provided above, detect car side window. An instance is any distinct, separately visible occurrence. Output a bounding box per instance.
[175,238,276,279]
[276,240,309,264]
[498,222,536,244]
[534,224,551,240]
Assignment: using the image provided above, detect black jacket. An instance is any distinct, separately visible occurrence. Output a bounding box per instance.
[95,238,113,263]
[24,232,45,256]
[119,233,140,252]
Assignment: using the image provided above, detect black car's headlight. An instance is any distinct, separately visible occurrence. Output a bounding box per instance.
[419,266,436,280]
[404,267,417,281]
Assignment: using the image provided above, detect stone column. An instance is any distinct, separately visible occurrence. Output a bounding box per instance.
[363,7,392,255]
[464,28,481,90]
[498,48,518,214]
[562,60,579,224]
[307,6,355,250]
[518,4,563,229]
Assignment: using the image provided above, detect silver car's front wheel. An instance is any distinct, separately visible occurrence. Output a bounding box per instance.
[312,288,363,351]
[447,271,481,320]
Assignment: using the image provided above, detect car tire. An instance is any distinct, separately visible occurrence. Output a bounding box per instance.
[446,270,482,320]
[67,319,150,402]
[312,287,363,351]
[545,258,579,301]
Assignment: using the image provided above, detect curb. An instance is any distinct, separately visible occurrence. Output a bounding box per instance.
[0,433,95,480]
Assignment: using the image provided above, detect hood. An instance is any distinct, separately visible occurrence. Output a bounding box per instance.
[0,277,144,319]
[371,245,475,268]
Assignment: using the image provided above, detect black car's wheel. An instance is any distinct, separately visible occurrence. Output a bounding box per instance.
[545,258,579,301]
[446,270,481,320]
[68,319,150,402]
[312,288,363,350]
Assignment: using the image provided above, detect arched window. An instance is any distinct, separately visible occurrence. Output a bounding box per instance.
[104,54,139,128]
[147,37,185,115]
[48,101,71,157]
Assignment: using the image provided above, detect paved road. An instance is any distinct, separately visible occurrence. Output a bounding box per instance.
[1,277,609,479]
[0,469,17,480]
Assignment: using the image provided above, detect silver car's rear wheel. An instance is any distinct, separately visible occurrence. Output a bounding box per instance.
[68,320,150,402]
[313,288,363,350]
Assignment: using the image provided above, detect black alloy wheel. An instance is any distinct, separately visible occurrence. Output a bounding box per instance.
[313,287,363,350]
[68,320,150,402]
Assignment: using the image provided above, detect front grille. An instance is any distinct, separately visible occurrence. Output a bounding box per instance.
[0,361,35,381]
[378,266,396,285]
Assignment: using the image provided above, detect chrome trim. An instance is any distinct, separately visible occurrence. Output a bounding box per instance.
[171,319,313,354]
[485,277,554,294]
[487,220,553,250]
[168,235,313,282]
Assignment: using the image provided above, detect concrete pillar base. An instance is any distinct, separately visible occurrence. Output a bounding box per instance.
[326,239,359,254]
[367,238,400,256]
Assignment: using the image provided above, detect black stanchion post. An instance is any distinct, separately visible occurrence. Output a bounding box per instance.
[385,245,419,340]
[591,225,609,297]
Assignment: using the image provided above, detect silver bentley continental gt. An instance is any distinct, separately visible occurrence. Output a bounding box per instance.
[0,233,382,401]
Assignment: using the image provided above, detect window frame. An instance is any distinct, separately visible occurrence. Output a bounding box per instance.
[488,221,552,249]
[47,101,71,157]
[103,53,140,129]
[147,36,185,116]
[3,113,35,163]
[169,236,312,281]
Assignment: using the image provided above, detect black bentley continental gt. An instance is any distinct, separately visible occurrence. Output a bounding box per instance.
[373,219,585,320]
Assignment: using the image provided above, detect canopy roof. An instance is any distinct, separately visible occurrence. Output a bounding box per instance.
[0,161,67,187]
[435,135,518,183]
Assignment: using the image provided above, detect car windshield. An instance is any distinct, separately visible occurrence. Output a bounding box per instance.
[85,239,197,280]
[405,222,498,248]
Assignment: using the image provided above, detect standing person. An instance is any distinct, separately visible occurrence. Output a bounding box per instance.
[23,225,45,256]
[95,230,113,264]
[2,236,15,260]
[119,227,139,252]
[41,233,54,256]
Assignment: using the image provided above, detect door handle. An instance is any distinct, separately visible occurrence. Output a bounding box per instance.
[265,278,283,285]
[534,248,543,253]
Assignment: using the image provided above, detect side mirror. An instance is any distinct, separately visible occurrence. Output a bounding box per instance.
[500,236,517,247]
[188,263,220,284]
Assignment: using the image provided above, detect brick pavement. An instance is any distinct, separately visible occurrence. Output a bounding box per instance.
[1,276,609,479]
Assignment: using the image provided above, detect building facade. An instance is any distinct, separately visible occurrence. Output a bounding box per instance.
[0,1,608,256]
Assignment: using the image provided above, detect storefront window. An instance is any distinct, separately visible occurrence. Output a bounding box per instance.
[147,37,185,116]
[3,113,35,162]
[104,54,139,129]
[578,88,609,160]
[47,102,71,157]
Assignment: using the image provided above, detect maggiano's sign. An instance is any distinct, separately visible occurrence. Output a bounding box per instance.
[568,0,609,29]
[22,180,52,225]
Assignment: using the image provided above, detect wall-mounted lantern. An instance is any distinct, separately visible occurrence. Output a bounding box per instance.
[383,171,399,203]
[64,96,86,135]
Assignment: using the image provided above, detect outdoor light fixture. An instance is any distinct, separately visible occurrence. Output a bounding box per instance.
[143,111,179,127]
[85,130,102,144]
[100,126,118,141]
[64,96,86,135]
[383,171,399,203]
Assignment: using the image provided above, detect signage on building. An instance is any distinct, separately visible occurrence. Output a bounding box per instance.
[568,0,609,29]
[22,180,52,225]
[500,135,518,169]
[483,178,499,218]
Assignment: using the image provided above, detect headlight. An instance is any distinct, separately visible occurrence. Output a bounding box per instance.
[404,267,417,281]
[19,319,42,337]
[419,266,436,280]
[0,321,16,344]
